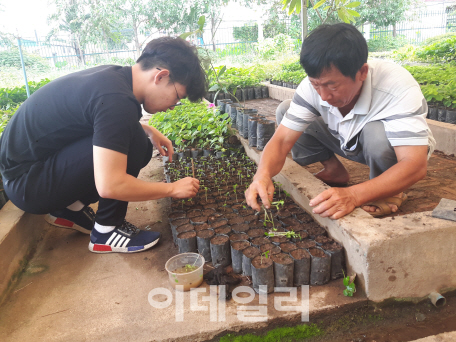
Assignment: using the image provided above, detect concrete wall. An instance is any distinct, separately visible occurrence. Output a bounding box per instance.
[240,134,456,302]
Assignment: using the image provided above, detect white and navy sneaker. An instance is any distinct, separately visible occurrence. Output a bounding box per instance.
[88,220,161,253]
[45,206,95,234]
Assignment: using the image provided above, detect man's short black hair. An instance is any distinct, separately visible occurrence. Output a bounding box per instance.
[137,37,207,102]
[300,23,368,80]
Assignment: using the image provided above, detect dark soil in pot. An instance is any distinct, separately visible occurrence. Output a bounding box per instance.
[177,231,197,253]
[231,240,251,274]
[290,248,311,286]
[315,235,334,246]
[242,246,260,276]
[197,229,215,262]
[247,228,267,239]
[251,236,270,248]
[230,233,249,242]
[194,223,212,232]
[305,223,327,239]
[186,209,202,218]
[214,225,232,235]
[322,241,345,280]
[190,215,209,225]
[271,253,294,288]
[269,236,289,245]
[279,242,298,254]
[228,216,245,225]
[211,219,229,228]
[231,223,249,233]
[309,247,331,285]
[296,239,317,249]
[251,255,274,294]
[260,243,281,255]
[210,234,231,267]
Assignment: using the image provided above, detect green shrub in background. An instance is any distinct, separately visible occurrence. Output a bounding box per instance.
[422,32,456,46]
[0,48,50,72]
[367,34,407,52]
[0,78,51,109]
[415,35,456,62]
[254,34,296,60]
[0,104,20,137]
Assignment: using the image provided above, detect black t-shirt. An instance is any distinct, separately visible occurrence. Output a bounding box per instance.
[0,65,142,181]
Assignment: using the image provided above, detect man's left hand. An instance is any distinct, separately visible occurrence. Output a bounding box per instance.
[143,124,174,161]
[309,187,359,220]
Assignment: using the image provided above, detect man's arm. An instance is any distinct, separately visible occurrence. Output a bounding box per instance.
[93,146,199,201]
[245,124,302,211]
[310,145,428,219]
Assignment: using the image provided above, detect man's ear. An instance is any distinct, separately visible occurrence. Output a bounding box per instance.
[358,63,369,82]
[153,68,170,85]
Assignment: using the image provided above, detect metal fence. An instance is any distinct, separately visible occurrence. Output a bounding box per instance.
[362,3,456,44]
[2,3,456,70]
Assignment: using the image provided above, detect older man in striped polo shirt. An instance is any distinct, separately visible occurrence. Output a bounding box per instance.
[246,23,435,219]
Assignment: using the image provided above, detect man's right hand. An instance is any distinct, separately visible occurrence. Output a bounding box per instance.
[170,177,200,198]
[245,177,275,211]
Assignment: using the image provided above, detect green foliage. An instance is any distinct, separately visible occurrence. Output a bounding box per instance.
[367,34,407,52]
[0,78,51,110]
[281,0,360,24]
[219,323,323,342]
[0,48,50,72]
[343,271,356,297]
[422,32,456,46]
[254,34,297,60]
[356,0,413,28]
[0,104,19,137]
[208,66,264,94]
[149,99,232,150]
[415,35,456,63]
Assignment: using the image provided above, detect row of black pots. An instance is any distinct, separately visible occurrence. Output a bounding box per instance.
[172,221,344,292]
[270,80,299,89]
[427,105,456,124]
[206,86,269,104]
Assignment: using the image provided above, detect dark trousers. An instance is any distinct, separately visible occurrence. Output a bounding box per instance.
[4,127,153,226]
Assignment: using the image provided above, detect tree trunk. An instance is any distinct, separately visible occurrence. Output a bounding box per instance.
[301,0,308,41]
[132,18,141,58]
[211,14,216,52]
[393,24,397,38]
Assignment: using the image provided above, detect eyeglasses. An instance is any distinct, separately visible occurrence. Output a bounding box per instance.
[157,67,183,106]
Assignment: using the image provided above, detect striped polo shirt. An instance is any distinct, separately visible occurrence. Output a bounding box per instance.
[281,59,435,158]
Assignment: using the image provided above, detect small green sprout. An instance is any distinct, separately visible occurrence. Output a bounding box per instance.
[343,271,356,297]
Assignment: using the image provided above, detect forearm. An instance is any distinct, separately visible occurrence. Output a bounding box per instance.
[349,158,427,206]
[98,173,175,202]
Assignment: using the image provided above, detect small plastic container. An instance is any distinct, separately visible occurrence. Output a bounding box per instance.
[165,253,205,291]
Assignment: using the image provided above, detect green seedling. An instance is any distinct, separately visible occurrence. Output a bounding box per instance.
[233,184,238,201]
[342,271,356,297]
[260,250,270,264]
[203,186,208,201]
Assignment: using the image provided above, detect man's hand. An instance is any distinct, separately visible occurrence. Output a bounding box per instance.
[245,177,275,211]
[170,177,200,199]
[142,124,174,161]
[309,187,359,220]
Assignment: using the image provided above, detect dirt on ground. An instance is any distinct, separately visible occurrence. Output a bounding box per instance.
[243,98,456,217]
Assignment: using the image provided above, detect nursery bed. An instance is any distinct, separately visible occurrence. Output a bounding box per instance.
[240,98,456,217]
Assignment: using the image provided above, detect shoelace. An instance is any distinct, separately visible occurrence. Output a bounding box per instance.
[119,220,140,235]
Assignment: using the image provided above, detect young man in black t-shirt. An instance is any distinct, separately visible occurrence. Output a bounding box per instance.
[0,37,206,253]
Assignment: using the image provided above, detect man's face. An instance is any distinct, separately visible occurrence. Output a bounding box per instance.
[142,70,187,114]
[308,64,368,110]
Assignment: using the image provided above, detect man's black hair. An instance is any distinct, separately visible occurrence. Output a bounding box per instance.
[300,23,368,80]
[136,37,207,102]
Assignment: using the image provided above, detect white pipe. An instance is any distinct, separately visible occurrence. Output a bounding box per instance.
[429,292,446,307]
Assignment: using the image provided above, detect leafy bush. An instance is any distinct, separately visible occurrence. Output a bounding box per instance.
[149,100,232,151]
[0,48,50,72]
[367,34,407,52]
[0,78,51,110]
[423,32,456,46]
[0,105,20,137]
[254,34,296,60]
[415,35,456,62]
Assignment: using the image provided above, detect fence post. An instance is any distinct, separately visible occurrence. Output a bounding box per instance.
[17,37,30,98]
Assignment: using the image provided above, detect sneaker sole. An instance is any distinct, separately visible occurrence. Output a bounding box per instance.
[88,237,160,254]
[44,214,92,235]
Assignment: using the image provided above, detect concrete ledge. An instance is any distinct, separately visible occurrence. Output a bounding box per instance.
[411,331,456,342]
[0,202,46,306]
[426,119,456,156]
[265,83,456,156]
[240,135,456,302]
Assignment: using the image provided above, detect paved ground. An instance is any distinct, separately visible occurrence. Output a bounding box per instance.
[0,155,364,342]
